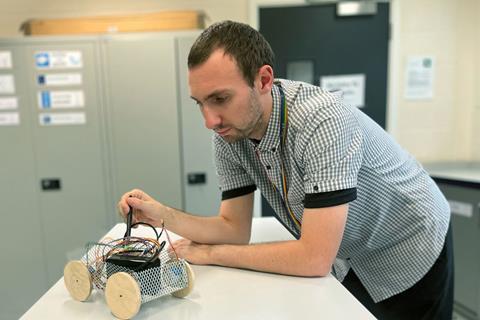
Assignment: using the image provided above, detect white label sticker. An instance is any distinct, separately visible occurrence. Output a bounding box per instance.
[320,74,366,108]
[0,97,18,110]
[38,73,83,86]
[0,112,19,126]
[405,56,435,100]
[37,90,85,109]
[39,112,86,126]
[0,51,13,69]
[35,51,83,69]
[0,74,15,94]
[448,200,473,218]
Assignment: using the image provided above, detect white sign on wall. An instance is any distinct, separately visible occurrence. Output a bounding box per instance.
[39,112,86,126]
[0,112,19,126]
[0,74,15,94]
[35,51,83,69]
[448,200,473,218]
[38,73,83,86]
[405,56,435,100]
[0,51,13,69]
[0,97,18,110]
[38,90,85,109]
[320,74,365,108]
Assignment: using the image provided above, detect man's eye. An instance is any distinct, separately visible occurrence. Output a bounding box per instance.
[213,96,227,104]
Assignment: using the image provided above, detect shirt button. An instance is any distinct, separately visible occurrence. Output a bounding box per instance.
[266,165,271,170]
[271,147,276,152]
[313,185,319,191]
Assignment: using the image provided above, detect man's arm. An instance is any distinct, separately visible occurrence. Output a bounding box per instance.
[172,204,348,277]
[161,192,254,245]
[121,189,254,245]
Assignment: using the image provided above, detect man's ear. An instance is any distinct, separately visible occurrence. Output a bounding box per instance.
[256,65,274,94]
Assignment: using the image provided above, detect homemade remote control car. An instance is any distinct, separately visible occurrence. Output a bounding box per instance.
[63,208,194,319]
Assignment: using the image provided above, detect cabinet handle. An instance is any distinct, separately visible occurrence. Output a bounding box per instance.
[41,178,61,191]
[187,173,206,185]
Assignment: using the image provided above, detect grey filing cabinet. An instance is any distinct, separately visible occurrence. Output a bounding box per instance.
[102,31,220,214]
[0,37,111,319]
[25,39,112,285]
[0,41,49,320]
[433,177,480,320]
[0,30,220,319]
[103,33,184,208]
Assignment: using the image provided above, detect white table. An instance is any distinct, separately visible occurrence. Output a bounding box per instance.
[21,217,375,319]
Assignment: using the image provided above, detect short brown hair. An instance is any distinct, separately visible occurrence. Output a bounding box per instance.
[188,20,275,87]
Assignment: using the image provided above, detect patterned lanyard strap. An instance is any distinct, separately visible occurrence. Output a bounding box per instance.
[278,85,301,230]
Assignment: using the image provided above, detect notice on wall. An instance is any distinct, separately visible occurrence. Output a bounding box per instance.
[37,90,85,109]
[0,112,19,126]
[405,56,435,100]
[38,73,83,86]
[0,51,13,69]
[320,74,365,108]
[0,74,15,94]
[35,51,83,69]
[0,97,18,110]
[448,200,473,218]
[39,112,86,126]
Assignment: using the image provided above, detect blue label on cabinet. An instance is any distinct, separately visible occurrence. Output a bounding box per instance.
[37,75,46,85]
[35,53,50,68]
[42,115,51,124]
[41,91,51,108]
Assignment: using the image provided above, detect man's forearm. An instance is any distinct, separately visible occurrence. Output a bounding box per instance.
[171,206,345,277]
[160,206,250,245]
[208,240,331,277]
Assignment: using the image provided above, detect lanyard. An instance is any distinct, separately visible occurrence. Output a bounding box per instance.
[277,85,301,230]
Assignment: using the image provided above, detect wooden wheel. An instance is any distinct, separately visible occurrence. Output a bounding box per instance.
[171,261,195,298]
[105,272,141,319]
[63,260,92,302]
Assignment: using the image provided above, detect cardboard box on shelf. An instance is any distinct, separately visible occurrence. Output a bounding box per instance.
[20,10,205,36]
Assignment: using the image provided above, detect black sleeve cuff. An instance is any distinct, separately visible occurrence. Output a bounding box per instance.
[304,188,357,208]
[222,185,257,201]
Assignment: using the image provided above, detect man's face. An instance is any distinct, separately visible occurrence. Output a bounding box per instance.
[188,49,264,143]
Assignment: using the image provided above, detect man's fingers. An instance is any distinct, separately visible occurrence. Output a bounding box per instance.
[117,202,128,220]
[126,197,144,210]
[121,202,130,215]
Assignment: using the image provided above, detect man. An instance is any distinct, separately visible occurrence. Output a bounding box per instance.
[118,21,453,319]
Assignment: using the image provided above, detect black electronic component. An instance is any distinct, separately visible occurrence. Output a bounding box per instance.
[106,253,161,295]
[106,253,160,273]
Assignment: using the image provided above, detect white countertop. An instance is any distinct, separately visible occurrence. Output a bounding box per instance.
[21,217,375,320]
[423,162,480,184]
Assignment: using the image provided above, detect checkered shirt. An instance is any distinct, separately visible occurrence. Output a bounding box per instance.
[212,79,450,302]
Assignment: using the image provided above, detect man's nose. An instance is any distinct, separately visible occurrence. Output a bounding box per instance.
[202,107,222,130]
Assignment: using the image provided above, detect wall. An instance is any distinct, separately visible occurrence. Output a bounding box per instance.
[472,1,480,161]
[394,0,479,163]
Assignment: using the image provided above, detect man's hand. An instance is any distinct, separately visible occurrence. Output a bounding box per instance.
[170,238,213,265]
[117,189,165,227]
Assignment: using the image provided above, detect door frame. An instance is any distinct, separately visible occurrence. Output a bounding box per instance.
[248,0,401,138]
